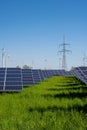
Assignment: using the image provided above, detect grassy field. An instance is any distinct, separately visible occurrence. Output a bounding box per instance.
[0,76,87,130]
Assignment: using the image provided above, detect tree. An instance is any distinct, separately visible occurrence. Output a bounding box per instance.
[23,65,32,69]
[16,65,20,68]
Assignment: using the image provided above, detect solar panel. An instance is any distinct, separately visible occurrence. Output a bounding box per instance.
[0,68,5,91]
[6,77,22,81]
[71,66,87,84]
[32,69,41,83]
[46,70,53,78]
[42,69,72,77]
[22,69,34,86]
[40,70,65,79]
[38,70,45,80]
[4,68,22,91]
[42,70,48,78]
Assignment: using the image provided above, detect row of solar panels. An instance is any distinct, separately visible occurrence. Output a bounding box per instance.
[0,68,72,92]
[71,66,87,84]
[22,69,72,87]
[0,68,22,92]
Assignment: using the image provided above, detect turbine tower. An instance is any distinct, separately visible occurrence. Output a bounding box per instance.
[59,36,71,70]
[83,53,87,66]
[1,48,5,67]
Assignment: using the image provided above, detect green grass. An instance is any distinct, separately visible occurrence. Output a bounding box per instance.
[0,76,87,130]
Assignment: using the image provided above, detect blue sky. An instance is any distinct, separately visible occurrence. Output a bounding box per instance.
[0,0,87,69]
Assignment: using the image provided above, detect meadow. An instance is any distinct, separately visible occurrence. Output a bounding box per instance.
[0,76,87,130]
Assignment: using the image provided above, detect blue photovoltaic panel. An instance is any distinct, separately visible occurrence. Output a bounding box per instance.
[41,70,66,79]
[6,73,21,77]
[5,85,22,90]
[5,68,23,91]
[32,69,41,83]
[41,70,48,78]
[22,69,34,86]
[6,77,21,81]
[38,70,45,80]
[6,82,22,85]
[44,70,51,78]
[7,68,21,71]
[71,67,87,84]
[0,68,6,71]
[0,68,5,91]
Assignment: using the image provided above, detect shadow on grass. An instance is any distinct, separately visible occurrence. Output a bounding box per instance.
[55,83,84,87]
[43,91,87,99]
[47,86,87,91]
[28,104,87,114]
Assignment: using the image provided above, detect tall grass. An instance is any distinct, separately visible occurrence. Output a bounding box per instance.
[0,76,87,130]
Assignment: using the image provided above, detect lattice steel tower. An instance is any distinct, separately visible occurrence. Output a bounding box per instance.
[59,36,71,70]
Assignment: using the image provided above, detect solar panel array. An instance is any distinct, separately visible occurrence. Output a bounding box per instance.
[41,69,72,78]
[0,68,23,92]
[22,69,72,87]
[71,66,87,84]
[0,67,74,92]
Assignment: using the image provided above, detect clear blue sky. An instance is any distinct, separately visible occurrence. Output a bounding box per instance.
[0,0,87,69]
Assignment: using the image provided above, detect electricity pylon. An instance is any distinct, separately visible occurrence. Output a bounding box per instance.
[59,36,71,70]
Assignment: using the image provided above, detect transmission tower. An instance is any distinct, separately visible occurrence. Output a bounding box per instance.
[59,36,71,70]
